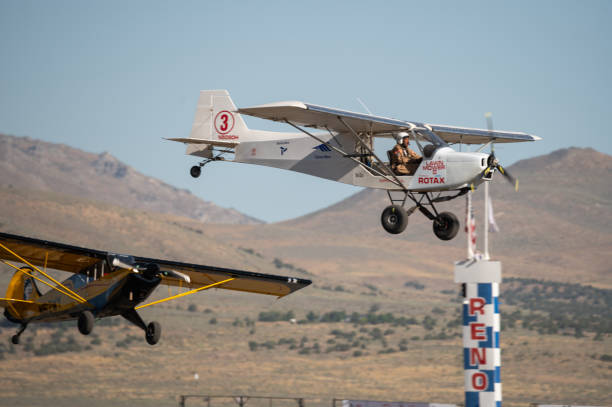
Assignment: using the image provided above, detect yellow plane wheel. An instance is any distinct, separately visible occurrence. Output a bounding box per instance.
[78,311,94,335]
[145,321,161,345]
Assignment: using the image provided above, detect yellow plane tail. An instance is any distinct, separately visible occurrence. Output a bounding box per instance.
[2,267,42,321]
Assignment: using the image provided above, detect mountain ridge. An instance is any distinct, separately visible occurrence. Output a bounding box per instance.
[0,134,261,225]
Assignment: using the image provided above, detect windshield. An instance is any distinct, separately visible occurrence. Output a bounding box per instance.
[418,129,447,147]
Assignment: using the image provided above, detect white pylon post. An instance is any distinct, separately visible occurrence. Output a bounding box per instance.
[454,181,502,407]
[483,181,490,260]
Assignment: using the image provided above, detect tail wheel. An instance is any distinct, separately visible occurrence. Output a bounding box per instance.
[11,335,20,345]
[381,205,408,234]
[433,212,459,241]
[190,166,202,178]
[78,310,94,335]
[145,321,161,345]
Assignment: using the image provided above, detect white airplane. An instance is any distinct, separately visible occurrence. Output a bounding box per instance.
[168,90,540,241]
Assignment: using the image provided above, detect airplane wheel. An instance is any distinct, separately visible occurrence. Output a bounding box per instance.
[433,212,459,241]
[190,166,201,178]
[78,310,94,335]
[381,205,408,234]
[145,321,161,345]
[11,335,19,345]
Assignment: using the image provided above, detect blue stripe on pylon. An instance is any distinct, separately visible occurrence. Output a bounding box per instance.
[463,302,478,325]
[478,327,493,348]
[478,283,492,304]
[466,391,479,407]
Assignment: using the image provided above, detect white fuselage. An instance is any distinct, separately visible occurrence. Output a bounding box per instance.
[193,128,489,192]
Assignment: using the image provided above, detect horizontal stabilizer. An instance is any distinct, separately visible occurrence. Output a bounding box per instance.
[0,298,35,308]
[165,138,239,148]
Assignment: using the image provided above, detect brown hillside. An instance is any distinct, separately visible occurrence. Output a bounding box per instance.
[0,134,260,224]
[0,143,610,406]
[235,147,612,287]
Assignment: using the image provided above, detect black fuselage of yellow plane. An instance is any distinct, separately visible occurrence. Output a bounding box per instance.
[5,266,160,324]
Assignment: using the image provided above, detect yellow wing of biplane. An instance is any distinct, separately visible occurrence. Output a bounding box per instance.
[0,232,311,299]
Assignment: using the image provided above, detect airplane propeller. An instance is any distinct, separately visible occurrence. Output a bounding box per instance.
[480,113,519,192]
[111,257,190,283]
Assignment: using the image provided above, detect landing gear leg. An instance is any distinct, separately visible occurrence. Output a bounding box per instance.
[11,324,27,345]
[190,155,226,178]
[406,192,461,241]
[121,309,161,345]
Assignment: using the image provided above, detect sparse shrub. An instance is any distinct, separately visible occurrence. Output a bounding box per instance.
[422,315,437,331]
[209,318,217,325]
[306,311,319,322]
[320,311,346,323]
[258,310,294,322]
[405,281,425,290]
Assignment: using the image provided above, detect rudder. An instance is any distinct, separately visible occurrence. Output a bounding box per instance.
[4,267,41,322]
[189,90,249,142]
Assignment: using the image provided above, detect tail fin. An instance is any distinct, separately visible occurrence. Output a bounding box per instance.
[189,90,250,142]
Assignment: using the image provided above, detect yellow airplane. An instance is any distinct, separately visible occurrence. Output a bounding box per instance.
[0,232,311,345]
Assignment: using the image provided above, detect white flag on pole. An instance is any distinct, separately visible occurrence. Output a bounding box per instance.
[465,192,477,258]
[487,198,500,233]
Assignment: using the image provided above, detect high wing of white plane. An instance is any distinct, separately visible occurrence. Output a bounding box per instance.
[167,90,540,241]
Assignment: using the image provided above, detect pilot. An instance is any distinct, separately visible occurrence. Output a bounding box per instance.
[390,135,422,175]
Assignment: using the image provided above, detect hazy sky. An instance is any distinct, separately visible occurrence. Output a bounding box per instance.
[1,1,610,222]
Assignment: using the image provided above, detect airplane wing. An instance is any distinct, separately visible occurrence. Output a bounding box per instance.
[238,101,416,135]
[133,256,311,298]
[0,232,311,298]
[237,101,539,144]
[0,232,106,273]
[428,124,540,144]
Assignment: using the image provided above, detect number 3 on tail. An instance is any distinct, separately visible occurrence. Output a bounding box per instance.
[214,111,235,134]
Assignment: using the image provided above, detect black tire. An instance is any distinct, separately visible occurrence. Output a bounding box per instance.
[145,321,161,345]
[380,205,408,234]
[190,166,201,178]
[11,335,19,345]
[433,212,459,241]
[78,310,94,335]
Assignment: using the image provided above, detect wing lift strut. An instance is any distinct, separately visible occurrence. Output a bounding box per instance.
[284,119,469,237]
[0,242,90,344]
[283,119,407,190]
